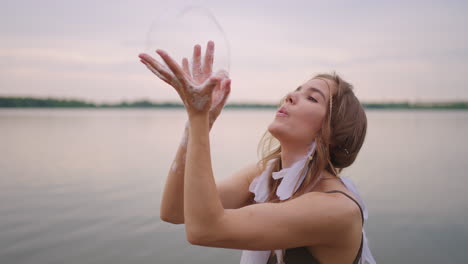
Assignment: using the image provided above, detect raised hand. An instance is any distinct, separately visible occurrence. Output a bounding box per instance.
[139,41,231,122]
[181,42,230,126]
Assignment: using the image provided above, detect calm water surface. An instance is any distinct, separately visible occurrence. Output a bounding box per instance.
[1,109,467,264]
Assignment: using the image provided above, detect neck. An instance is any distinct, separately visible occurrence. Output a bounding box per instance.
[279,142,310,169]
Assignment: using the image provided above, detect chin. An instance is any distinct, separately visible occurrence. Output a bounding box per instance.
[269,122,315,146]
[268,122,287,142]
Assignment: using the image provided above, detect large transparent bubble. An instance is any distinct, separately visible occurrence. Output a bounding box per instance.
[145,6,231,75]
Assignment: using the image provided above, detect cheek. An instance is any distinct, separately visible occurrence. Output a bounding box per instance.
[296,109,325,132]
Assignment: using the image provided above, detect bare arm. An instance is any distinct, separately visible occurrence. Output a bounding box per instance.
[160,121,261,224]
[183,114,357,250]
[159,123,189,224]
[140,42,235,224]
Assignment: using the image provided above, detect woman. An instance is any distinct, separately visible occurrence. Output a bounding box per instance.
[138,41,376,264]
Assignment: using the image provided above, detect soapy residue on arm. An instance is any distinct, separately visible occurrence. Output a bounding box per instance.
[171,121,189,172]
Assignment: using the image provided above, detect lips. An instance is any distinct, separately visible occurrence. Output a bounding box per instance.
[277,107,289,117]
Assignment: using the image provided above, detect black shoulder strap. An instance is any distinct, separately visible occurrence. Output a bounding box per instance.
[325,190,364,225]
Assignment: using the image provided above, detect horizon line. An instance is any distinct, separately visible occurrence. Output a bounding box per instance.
[1,95,468,105]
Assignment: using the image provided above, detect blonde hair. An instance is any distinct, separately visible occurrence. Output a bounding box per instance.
[255,72,368,262]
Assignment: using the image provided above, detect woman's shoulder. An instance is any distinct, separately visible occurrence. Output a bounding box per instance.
[290,190,362,239]
[305,176,363,219]
[312,174,355,197]
[296,189,363,247]
[315,179,364,226]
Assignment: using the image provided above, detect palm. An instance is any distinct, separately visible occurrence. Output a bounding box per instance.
[180,42,230,116]
[139,41,230,120]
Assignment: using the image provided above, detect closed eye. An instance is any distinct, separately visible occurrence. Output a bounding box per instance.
[307,96,318,103]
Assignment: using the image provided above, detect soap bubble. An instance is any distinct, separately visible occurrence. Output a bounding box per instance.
[145,6,231,76]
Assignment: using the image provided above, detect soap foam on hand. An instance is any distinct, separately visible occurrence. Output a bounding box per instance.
[145,5,231,76]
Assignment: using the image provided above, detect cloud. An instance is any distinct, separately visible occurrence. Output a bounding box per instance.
[1,0,467,103]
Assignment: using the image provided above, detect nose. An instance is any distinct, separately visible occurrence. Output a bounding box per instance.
[285,91,297,105]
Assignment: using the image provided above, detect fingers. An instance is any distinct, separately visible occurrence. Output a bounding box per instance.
[182,57,190,76]
[203,75,222,94]
[209,78,231,122]
[192,44,202,80]
[203,40,214,76]
[139,53,174,83]
[219,79,231,107]
[139,58,187,100]
[140,59,170,84]
[156,49,190,88]
[213,69,229,79]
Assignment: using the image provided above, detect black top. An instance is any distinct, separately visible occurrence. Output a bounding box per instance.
[266,190,364,264]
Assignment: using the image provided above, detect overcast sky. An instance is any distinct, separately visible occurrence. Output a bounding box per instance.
[1,0,467,104]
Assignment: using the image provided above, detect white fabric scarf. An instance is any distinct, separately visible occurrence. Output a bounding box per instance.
[239,141,377,264]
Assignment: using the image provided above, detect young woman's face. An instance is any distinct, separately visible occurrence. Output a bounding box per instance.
[268,78,336,145]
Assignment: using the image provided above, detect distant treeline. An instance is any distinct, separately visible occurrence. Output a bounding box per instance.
[1,96,467,110]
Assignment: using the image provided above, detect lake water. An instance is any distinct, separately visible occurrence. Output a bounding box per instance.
[1,108,467,264]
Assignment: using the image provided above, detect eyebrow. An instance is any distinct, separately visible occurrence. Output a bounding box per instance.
[296,86,327,101]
